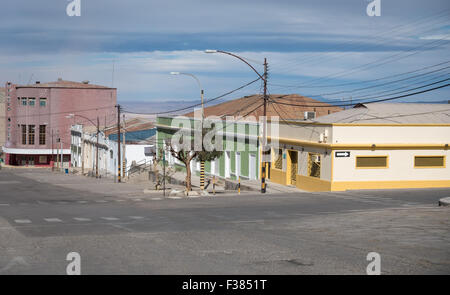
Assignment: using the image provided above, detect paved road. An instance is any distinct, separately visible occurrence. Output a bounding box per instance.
[0,168,449,274]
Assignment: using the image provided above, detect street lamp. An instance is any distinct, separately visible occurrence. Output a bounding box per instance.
[205,49,268,194]
[170,71,206,190]
[66,113,100,178]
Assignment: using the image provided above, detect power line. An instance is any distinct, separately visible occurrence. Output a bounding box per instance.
[269,83,450,108]
[121,78,261,116]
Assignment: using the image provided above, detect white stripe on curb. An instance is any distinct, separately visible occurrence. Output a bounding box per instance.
[129,216,145,220]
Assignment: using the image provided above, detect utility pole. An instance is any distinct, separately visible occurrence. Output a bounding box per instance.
[163,148,166,197]
[60,139,63,172]
[56,136,60,171]
[122,114,126,179]
[81,127,84,175]
[200,88,205,191]
[261,58,268,194]
[96,116,99,178]
[51,129,54,172]
[116,105,121,182]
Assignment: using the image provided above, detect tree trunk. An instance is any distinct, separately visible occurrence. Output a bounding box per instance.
[185,162,192,192]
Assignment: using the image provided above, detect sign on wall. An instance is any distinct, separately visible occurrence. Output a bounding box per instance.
[335,151,350,158]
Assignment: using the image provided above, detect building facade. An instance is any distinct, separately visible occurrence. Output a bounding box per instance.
[156,115,261,181]
[267,103,450,191]
[0,87,5,160]
[2,79,116,166]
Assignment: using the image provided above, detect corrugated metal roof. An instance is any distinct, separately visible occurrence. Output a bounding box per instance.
[315,103,450,124]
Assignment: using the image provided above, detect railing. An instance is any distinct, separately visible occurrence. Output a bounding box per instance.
[126,158,152,178]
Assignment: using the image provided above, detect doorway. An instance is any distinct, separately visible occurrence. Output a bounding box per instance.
[287,150,298,185]
[249,154,256,180]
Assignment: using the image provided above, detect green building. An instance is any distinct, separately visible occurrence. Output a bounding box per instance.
[156,116,261,181]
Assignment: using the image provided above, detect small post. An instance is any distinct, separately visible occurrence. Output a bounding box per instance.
[238,176,241,194]
[213,176,216,195]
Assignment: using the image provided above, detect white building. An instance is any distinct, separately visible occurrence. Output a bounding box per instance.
[70,124,155,178]
[267,103,450,191]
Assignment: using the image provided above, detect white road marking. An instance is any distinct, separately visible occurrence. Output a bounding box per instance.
[101,217,119,221]
[0,204,10,206]
[44,218,62,223]
[115,199,126,202]
[168,197,182,199]
[95,200,108,203]
[14,219,32,224]
[151,198,162,201]
[131,199,143,202]
[129,216,145,220]
[77,201,88,204]
[73,217,91,222]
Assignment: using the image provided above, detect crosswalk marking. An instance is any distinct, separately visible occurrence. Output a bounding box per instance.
[14,219,32,224]
[101,217,119,221]
[129,216,144,220]
[0,203,10,206]
[73,217,91,222]
[44,218,62,223]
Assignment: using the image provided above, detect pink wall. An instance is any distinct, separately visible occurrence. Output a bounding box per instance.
[5,83,117,152]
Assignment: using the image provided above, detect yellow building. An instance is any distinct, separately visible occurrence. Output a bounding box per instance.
[267,103,450,192]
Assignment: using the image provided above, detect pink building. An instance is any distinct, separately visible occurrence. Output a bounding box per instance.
[3,79,117,166]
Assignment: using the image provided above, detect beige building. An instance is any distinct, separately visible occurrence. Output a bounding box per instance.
[0,87,5,159]
[267,103,450,191]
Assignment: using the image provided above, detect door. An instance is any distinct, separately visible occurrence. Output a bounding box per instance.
[249,154,256,180]
[288,151,298,185]
[28,156,35,166]
[236,152,241,178]
[225,151,231,178]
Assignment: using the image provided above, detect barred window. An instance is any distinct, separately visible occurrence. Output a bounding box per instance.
[28,125,35,145]
[21,125,27,144]
[39,125,46,145]
[274,149,283,170]
[28,98,35,106]
[308,153,321,178]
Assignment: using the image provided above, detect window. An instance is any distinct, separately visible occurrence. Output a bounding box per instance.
[356,156,388,168]
[39,98,47,107]
[414,156,445,168]
[21,98,27,106]
[39,125,46,145]
[28,125,35,145]
[21,125,27,144]
[28,98,35,106]
[274,148,283,170]
[308,153,321,178]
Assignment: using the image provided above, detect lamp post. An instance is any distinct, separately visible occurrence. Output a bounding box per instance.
[170,71,205,190]
[205,49,268,193]
[67,114,100,178]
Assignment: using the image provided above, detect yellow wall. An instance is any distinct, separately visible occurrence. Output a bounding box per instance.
[296,175,331,192]
[331,180,450,191]
[270,168,286,186]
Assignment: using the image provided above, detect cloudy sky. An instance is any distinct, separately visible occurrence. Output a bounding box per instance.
[1,0,449,105]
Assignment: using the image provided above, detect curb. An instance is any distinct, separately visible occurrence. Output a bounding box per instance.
[438,197,450,207]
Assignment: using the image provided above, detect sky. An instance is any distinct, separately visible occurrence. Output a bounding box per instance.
[0,0,449,105]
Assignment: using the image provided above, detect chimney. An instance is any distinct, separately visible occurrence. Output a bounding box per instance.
[82,80,90,84]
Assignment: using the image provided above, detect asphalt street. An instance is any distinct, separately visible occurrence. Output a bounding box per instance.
[0,168,449,274]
